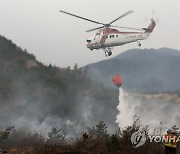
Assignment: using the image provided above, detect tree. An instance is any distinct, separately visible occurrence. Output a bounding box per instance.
[73,63,79,71]
[87,121,109,142]
[0,126,15,142]
[108,134,121,152]
[47,126,65,145]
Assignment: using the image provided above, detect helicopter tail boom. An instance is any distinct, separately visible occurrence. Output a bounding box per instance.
[143,19,156,33]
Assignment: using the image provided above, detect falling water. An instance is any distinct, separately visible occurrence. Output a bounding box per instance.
[116,88,134,128]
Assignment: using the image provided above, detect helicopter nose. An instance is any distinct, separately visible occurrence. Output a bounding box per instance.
[87,39,91,43]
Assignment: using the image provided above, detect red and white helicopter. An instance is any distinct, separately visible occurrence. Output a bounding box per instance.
[60,10,156,56]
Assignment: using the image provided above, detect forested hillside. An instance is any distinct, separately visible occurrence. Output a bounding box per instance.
[0,35,118,133]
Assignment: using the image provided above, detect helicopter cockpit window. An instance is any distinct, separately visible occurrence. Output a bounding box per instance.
[96,30,101,35]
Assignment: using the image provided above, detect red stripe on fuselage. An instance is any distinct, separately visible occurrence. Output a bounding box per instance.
[102,27,144,35]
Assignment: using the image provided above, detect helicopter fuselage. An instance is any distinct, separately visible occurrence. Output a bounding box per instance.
[86,28,150,50]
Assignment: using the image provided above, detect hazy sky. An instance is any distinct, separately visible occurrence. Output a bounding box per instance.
[0,0,180,67]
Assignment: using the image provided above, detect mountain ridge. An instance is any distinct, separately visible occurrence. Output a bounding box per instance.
[87,48,180,92]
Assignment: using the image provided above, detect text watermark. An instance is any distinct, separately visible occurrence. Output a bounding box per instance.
[131,130,180,148]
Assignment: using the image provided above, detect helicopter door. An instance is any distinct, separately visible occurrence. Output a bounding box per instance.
[94,30,103,44]
[100,35,107,44]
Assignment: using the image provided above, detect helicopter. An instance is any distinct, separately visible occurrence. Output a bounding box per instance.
[59,10,156,56]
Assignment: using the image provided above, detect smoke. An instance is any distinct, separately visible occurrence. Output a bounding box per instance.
[0,73,118,138]
[0,79,77,137]
[116,88,180,130]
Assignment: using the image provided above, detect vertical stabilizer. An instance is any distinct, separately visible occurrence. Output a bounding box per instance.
[144,19,156,33]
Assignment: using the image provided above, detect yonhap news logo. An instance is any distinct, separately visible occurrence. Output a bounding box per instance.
[131,131,147,148]
[131,130,180,148]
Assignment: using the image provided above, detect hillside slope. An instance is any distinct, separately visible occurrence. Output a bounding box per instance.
[87,48,180,92]
[0,35,118,132]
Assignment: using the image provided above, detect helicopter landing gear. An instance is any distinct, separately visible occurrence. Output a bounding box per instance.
[138,40,141,47]
[103,47,113,57]
[108,51,112,56]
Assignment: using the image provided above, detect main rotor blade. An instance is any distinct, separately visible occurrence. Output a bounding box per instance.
[109,10,134,25]
[111,26,144,31]
[60,10,105,25]
[86,26,105,32]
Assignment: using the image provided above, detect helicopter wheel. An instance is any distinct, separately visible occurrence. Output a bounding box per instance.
[103,47,113,57]
[108,51,112,56]
[138,40,141,47]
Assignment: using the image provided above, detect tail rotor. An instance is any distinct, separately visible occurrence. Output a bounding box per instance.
[145,11,159,23]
